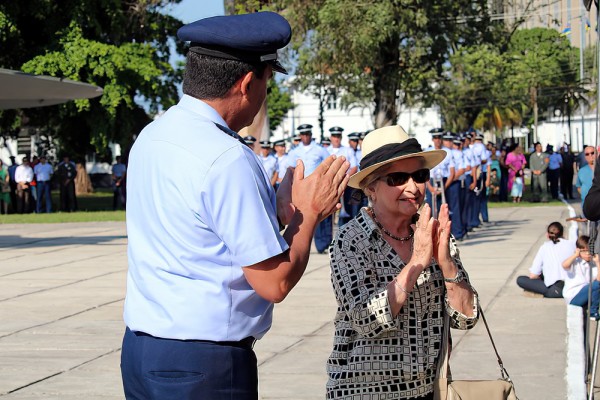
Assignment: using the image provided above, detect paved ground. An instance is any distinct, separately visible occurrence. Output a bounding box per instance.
[0,204,586,399]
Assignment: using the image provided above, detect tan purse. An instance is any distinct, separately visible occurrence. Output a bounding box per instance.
[434,306,519,400]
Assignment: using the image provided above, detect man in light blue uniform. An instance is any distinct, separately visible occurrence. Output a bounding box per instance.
[273,139,288,189]
[461,134,477,232]
[121,12,349,400]
[286,123,333,253]
[442,132,463,239]
[470,132,488,229]
[327,126,358,227]
[259,140,278,187]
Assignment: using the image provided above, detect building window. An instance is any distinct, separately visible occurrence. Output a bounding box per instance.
[327,92,337,110]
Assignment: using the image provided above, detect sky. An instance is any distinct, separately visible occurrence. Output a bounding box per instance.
[167,0,225,24]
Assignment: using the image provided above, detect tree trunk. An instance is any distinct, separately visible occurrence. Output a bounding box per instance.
[372,37,400,128]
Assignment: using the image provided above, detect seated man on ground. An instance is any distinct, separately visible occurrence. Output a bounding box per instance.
[516,222,575,298]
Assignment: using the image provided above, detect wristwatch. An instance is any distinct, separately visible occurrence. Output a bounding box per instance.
[444,269,464,284]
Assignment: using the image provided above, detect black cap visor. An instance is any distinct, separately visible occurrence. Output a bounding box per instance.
[189,44,288,74]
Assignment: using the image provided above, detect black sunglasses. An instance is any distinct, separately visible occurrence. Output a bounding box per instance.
[380,169,430,186]
[585,152,596,156]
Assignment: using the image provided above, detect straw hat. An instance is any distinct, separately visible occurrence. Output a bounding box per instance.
[348,125,446,189]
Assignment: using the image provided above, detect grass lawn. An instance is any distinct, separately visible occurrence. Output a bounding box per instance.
[0,188,125,224]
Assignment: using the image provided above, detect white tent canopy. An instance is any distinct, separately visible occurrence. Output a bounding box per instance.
[0,68,103,110]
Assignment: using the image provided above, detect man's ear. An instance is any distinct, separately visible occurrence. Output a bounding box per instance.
[239,71,254,96]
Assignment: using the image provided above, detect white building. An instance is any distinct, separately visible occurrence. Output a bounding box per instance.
[273,86,443,150]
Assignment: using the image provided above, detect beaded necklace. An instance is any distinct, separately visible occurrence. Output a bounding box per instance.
[370,208,414,242]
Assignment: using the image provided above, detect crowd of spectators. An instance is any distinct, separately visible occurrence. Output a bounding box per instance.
[0,154,127,214]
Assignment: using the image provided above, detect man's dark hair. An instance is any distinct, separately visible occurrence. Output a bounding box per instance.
[183,52,266,100]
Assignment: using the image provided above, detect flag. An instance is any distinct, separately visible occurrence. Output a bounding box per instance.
[561,25,572,36]
[586,18,591,31]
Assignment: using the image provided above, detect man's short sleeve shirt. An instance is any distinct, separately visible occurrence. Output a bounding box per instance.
[286,142,330,176]
[124,95,288,341]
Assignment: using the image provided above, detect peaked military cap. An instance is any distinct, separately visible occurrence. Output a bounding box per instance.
[273,139,286,147]
[453,137,462,145]
[292,135,301,141]
[321,138,331,145]
[259,140,271,148]
[243,135,257,144]
[348,132,361,141]
[442,132,455,141]
[475,132,484,140]
[297,124,313,134]
[360,131,369,139]
[329,126,344,135]
[429,127,444,137]
[177,12,292,74]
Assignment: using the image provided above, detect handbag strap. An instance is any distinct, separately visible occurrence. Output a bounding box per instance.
[438,305,512,382]
[478,305,512,381]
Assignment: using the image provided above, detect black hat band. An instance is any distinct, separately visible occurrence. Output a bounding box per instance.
[360,139,422,171]
[189,44,287,73]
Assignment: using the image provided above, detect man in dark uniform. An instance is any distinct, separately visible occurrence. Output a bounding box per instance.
[56,155,77,212]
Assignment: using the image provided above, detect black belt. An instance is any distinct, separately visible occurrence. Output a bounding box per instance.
[134,330,256,349]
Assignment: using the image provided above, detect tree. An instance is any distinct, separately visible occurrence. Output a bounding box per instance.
[267,80,294,132]
[437,28,580,138]
[278,0,504,128]
[0,0,184,159]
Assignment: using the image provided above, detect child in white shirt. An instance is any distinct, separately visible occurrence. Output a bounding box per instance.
[562,235,600,319]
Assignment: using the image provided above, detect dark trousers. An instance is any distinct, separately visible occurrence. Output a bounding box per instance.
[121,328,258,400]
[446,180,464,239]
[113,185,126,210]
[16,187,30,214]
[560,170,574,199]
[499,169,509,202]
[60,181,77,212]
[548,168,560,199]
[469,175,483,228]
[315,215,333,253]
[461,175,474,230]
[571,281,600,314]
[480,171,489,222]
[516,276,564,298]
[339,188,360,227]
[36,181,52,213]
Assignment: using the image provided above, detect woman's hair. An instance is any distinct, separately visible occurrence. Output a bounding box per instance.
[183,52,266,100]
[577,235,590,249]
[547,221,564,243]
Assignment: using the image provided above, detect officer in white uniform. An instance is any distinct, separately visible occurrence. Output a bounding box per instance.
[259,140,278,187]
[286,124,334,253]
[426,128,454,216]
[273,139,288,188]
[442,132,463,239]
[121,12,349,400]
[327,126,358,226]
[460,134,477,232]
[470,131,488,229]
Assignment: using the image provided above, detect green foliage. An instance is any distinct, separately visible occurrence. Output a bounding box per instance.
[278,0,504,127]
[438,27,582,134]
[0,0,183,159]
[267,80,294,131]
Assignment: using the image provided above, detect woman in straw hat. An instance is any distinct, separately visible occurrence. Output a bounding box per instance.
[326,126,479,399]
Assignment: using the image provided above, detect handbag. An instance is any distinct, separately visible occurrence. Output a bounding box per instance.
[434,305,519,400]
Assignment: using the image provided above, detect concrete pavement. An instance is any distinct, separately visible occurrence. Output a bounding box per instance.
[0,205,582,399]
